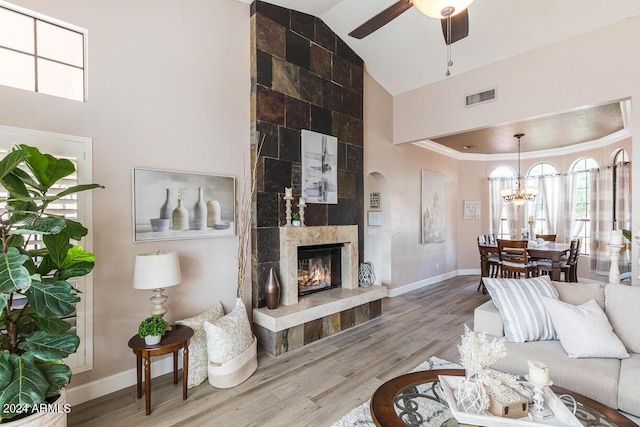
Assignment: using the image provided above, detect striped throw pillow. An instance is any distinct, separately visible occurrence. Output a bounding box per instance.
[483,276,559,343]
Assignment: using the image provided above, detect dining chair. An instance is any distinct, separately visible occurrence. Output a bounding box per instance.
[497,239,538,278]
[538,239,580,282]
[477,236,500,294]
[535,234,557,242]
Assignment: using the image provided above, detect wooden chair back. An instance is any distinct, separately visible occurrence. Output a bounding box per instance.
[536,234,557,242]
[497,239,537,278]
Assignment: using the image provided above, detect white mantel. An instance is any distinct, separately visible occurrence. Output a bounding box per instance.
[279,225,358,306]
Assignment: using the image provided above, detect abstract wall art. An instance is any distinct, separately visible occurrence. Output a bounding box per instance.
[421,169,446,244]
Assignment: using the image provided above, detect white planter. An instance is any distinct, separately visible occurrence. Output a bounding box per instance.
[208,336,258,388]
[5,389,68,427]
[144,335,161,345]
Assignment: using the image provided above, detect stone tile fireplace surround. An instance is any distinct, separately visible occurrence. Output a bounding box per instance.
[253,225,386,356]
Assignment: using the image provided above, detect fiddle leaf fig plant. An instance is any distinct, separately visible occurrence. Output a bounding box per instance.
[0,144,103,420]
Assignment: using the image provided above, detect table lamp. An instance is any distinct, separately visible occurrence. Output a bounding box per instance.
[133,251,181,318]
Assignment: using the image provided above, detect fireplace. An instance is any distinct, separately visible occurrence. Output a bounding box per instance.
[298,244,342,296]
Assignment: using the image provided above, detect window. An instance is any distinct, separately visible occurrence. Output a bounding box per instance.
[613,148,629,164]
[490,167,516,239]
[527,162,557,235]
[572,157,598,254]
[0,124,94,374]
[0,2,86,101]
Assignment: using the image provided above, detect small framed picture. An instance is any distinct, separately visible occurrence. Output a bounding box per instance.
[368,211,382,227]
[464,200,481,220]
[370,192,380,209]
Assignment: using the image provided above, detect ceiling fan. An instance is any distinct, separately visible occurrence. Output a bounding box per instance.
[348,0,473,44]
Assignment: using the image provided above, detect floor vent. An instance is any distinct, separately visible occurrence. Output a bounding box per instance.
[466,88,496,106]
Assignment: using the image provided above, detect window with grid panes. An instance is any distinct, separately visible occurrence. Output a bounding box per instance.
[572,157,598,255]
[490,166,516,239]
[527,162,557,235]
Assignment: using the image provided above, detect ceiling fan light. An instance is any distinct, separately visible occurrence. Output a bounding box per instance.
[412,0,474,19]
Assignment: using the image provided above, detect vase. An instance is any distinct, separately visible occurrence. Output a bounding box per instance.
[455,374,488,414]
[193,187,207,230]
[207,200,221,226]
[359,261,376,287]
[172,200,189,230]
[144,335,161,345]
[264,268,280,310]
[159,188,174,223]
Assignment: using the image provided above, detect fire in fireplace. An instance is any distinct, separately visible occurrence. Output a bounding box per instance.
[298,244,342,296]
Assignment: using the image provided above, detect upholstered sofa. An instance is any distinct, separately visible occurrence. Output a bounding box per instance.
[473,278,640,422]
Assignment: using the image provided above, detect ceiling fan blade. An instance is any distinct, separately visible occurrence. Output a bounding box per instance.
[348,0,413,39]
[441,8,469,45]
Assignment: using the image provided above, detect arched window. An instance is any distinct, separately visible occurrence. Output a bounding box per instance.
[490,167,516,239]
[527,163,557,235]
[571,157,598,253]
[613,148,629,164]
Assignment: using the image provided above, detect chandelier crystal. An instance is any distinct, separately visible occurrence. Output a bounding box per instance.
[501,133,539,205]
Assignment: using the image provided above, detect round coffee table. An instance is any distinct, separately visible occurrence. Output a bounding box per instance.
[370,369,638,427]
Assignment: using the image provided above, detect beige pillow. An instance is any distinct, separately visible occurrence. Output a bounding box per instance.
[204,300,254,364]
[542,297,629,359]
[605,284,640,353]
[551,281,605,310]
[176,302,225,388]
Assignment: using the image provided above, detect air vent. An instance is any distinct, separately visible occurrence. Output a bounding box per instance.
[465,88,496,106]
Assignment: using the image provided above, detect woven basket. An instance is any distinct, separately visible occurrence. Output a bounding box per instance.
[207,336,258,388]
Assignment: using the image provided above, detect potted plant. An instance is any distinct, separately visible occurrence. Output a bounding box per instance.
[0,144,102,423]
[138,316,168,345]
[292,212,301,227]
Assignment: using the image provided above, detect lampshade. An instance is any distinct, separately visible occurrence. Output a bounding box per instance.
[412,0,475,18]
[133,251,181,290]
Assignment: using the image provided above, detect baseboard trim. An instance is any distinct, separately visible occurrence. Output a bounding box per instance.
[387,270,458,297]
[67,353,179,406]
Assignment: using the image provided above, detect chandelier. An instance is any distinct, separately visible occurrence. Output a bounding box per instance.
[501,133,538,205]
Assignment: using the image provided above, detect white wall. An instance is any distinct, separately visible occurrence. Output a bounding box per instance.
[0,0,251,395]
[393,16,640,284]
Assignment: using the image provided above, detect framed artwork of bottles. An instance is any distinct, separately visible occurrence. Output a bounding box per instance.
[131,168,236,242]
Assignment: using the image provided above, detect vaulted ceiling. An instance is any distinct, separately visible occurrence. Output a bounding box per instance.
[259,0,639,154]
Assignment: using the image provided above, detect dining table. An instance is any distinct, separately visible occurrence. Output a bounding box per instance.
[479,241,571,281]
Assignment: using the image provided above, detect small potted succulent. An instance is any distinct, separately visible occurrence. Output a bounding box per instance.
[138,316,168,345]
[292,212,301,227]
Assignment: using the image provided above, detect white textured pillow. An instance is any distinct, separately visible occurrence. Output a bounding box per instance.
[541,297,629,359]
[484,276,558,343]
[204,300,254,364]
[176,302,225,388]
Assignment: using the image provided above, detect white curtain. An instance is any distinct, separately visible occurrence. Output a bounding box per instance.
[557,171,580,243]
[615,162,632,272]
[527,174,560,235]
[590,167,614,275]
[488,177,514,236]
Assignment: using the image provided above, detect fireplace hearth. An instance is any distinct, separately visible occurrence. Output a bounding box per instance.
[298,244,342,296]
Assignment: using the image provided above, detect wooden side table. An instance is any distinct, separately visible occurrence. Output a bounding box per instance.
[127,324,194,415]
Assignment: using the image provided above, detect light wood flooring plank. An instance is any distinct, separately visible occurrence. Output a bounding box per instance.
[68,275,488,426]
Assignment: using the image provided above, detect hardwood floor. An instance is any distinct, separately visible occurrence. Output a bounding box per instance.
[69,275,489,427]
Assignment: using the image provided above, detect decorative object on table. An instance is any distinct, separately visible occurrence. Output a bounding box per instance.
[160,188,174,224]
[301,130,338,204]
[526,360,554,420]
[133,251,182,318]
[193,187,207,230]
[138,316,168,345]
[292,212,301,227]
[298,197,306,226]
[501,133,538,205]
[172,188,190,230]
[206,199,221,226]
[264,268,281,309]
[421,169,446,243]
[358,261,376,287]
[132,168,236,241]
[456,325,525,417]
[528,215,535,239]
[176,302,225,388]
[0,144,102,421]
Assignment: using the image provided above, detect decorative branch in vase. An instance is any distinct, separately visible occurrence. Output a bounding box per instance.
[236,135,264,299]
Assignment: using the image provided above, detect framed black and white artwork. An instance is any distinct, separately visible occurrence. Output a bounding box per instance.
[301,130,338,204]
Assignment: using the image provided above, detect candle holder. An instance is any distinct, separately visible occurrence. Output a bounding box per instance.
[608,243,624,284]
[284,196,293,227]
[525,376,554,420]
[298,203,306,227]
[528,220,535,240]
